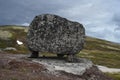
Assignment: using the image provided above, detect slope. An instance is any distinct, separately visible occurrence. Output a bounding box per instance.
[0,25,120,68]
[0,25,120,80]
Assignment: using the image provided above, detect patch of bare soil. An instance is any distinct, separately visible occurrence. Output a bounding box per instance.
[0,51,113,80]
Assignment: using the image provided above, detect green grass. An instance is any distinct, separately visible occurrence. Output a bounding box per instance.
[76,36,120,68]
[0,25,28,54]
[79,37,120,80]
[79,50,120,68]
[105,72,120,80]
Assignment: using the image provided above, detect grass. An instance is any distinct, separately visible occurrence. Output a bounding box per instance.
[77,36,120,68]
[79,36,120,80]
[0,30,12,39]
[0,25,28,54]
[79,50,120,68]
[105,72,120,80]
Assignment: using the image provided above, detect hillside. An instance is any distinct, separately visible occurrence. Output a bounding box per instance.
[0,25,120,80]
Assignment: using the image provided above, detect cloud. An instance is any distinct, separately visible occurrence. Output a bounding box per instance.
[113,14,120,31]
[20,23,29,26]
[0,0,120,43]
[56,0,120,43]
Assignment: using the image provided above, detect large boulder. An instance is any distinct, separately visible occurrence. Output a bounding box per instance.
[27,14,85,61]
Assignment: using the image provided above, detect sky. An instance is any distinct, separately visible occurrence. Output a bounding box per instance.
[0,0,120,43]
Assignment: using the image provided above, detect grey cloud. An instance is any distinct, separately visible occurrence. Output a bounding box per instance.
[0,0,66,25]
[0,0,120,43]
[113,14,120,31]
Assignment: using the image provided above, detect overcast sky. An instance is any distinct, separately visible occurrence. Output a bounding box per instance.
[0,0,120,43]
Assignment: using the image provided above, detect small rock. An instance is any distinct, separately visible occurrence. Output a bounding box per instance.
[16,40,23,45]
[4,47,17,51]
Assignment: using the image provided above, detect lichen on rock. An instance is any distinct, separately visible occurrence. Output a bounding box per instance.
[27,14,85,61]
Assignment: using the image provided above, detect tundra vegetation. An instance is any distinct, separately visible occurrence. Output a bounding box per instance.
[0,25,120,80]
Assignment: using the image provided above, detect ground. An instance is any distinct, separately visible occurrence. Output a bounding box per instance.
[0,25,120,80]
[0,51,113,80]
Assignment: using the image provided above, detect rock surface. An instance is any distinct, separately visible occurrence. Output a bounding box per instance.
[27,14,85,55]
[32,57,93,75]
[3,47,17,51]
[0,52,113,80]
